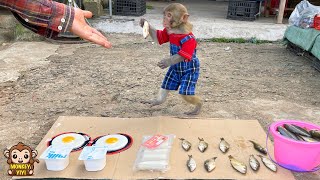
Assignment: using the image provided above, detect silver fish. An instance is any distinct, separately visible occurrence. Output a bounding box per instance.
[179,138,192,151]
[257,155,277,172]
[219,138,230,153]
[297,135,319,143]
[228,155,247,174]
[249,140,267,155]
[204,157,217,172]
[310,129,320,139]
[249,155,260,171]
[198,137,208,153]
[277,126,300,141]
[284,124,311,137]
[187,155,196,172]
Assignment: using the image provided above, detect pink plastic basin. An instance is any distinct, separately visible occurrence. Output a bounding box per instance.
[269,120,320,171]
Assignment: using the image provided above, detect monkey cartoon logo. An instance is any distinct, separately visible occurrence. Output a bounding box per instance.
[3,142,39,176]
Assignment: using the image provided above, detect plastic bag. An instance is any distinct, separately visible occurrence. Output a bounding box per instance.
[299,7,318,28]
[289,0,320,28]
[133,134,175,172]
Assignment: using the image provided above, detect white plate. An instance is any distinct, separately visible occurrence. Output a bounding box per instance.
[51,133,86,150]
[95,134,128,151]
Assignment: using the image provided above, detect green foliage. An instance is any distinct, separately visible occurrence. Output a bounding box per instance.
[146,4,154,10]
[208,37,273,44]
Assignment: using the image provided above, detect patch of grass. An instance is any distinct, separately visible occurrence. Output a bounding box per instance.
[208,37,273,44]
[14,24,25,37]
[14,23,42,41]
[146,4,154,9]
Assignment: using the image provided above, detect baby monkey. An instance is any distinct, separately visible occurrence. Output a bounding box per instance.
[140,3,202,115]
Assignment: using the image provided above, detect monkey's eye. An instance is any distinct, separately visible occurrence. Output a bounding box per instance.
[24,154,29,159]
[13,154,17,159]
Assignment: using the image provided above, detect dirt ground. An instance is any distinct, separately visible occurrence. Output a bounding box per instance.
[0,33,320,179]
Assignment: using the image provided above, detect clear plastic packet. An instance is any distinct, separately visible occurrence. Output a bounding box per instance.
[133,134,175,172]
[289,0,320,28]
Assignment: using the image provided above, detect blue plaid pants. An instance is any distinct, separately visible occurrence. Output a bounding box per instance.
[161,35,200,95]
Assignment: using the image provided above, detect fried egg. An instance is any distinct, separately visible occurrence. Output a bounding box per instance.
[95,134,128,151]
[62,136,75,143]
[105,137,118,144]
[51,133,86,149]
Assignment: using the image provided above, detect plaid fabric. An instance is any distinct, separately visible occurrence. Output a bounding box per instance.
[0,0,74,38]
[161,35,200,95]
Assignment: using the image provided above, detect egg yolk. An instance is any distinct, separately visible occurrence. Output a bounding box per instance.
[105,137,118,144]
[62,136,75,143]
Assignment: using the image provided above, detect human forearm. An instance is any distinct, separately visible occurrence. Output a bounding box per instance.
[0,0,74,33]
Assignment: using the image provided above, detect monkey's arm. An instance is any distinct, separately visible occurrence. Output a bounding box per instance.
[157,54,184,69]
[140,18,158,43]
[149,25,158,44]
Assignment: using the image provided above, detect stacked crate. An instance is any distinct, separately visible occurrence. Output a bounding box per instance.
[227,0,260,21]
[113,0,146,16]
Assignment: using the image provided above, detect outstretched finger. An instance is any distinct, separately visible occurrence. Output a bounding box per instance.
[92,28,109,42]
[86,30,112,48]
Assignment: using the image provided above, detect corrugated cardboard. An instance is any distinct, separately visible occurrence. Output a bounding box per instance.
[16,116,295,179]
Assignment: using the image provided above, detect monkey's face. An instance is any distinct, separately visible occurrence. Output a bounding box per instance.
[163,11,173,29]
[11,149,31,164]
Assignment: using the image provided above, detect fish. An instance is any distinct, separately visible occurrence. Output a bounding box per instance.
[277,126,300,141]
[249,140,267,155]
[284,124,311,137]
[249,155,260,171]
[296,135,305,141]
[310,129,320,139]
[198,137,208,153]
[187,155,196,172]
[228,155,247,174]
[179,138,192,151]
[219,138,230,153]
[257,155,277,172]
[204,157,217,172]
[297,135,319,143]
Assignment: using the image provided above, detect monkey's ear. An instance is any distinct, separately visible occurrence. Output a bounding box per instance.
[32,150,38,158]
[181,13,189,23]
[4,149,10,158]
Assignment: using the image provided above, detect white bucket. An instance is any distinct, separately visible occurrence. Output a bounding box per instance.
[78,146,108,171]
[40,145,73,171]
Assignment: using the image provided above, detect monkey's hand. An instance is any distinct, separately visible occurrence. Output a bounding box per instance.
[157,54,185,69]
[140,18,147,28]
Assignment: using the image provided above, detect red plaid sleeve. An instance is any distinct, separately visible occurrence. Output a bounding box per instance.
[178,38,197,62]
[156,28,169,45]
[0,0,74,34]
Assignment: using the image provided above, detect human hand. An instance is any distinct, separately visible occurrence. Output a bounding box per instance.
[70,8,112,48]
[140,18,147,28]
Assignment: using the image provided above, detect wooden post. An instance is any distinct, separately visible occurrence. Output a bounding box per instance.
[277,0,286,24]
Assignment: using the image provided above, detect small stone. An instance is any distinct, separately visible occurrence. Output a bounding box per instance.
[100,112,109,117]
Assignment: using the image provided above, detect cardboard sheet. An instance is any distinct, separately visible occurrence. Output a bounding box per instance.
[16,116,295,180]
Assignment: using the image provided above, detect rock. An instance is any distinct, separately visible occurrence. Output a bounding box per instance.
[83,0,104,17]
